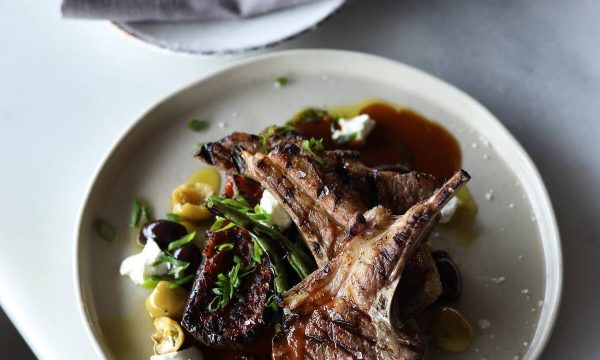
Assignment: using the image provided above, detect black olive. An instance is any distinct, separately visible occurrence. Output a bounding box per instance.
[431,250,451,261]
[138,220,188,249]
[173,244,202,275]
[434,255,462,303]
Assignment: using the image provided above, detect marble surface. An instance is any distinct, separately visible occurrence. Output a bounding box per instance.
[1,0,599,359]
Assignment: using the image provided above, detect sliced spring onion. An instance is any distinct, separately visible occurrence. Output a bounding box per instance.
[187,119,208,132]
[166,213,181,222]
[167,231,196,252]
[216,243,234,251]
[94,218,117,242]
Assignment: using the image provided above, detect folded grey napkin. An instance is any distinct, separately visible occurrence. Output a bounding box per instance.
[61,0,322,22]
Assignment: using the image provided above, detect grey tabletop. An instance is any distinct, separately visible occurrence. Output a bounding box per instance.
[2,0,599,358]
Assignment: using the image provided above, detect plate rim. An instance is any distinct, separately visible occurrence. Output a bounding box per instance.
[111,0,346,56]
[74,49,563,359]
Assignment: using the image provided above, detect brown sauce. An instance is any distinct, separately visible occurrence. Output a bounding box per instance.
[293,102,461,181]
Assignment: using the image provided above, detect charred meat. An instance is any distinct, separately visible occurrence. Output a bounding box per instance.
[272,171,470,359]
[181,228,274,348]
[196,131,438,266]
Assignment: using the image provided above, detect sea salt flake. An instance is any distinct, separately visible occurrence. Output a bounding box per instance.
[483,153,490,160]
[218,121,228,129]
[509,203,515,209]
[479,135,490,147]
[472,143,478,149]
[518,255,523,260]
[485,190,494,200]
[478,319,491,330]
[490,276,506,284]
[521,289,529,295]
[523,341,529,347]
[538,300,544,307]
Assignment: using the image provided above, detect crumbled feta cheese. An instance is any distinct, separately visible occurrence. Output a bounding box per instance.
[439,197,462,223]
[260,190,293,231]
[150,347,204,360]
[119,239,169,285]
[331,114,375,143]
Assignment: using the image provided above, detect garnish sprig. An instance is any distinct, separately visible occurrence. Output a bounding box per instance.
[205,195,315,279]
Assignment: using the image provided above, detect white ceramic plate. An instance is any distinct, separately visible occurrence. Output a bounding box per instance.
[113,0,345,55]
[75,50,562,359]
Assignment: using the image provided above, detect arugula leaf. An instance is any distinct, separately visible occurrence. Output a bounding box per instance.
[94,218,117,242]
[187,119,208,132]
[167,231,196,252]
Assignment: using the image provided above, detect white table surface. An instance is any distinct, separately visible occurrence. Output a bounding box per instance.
[1,0,599,359]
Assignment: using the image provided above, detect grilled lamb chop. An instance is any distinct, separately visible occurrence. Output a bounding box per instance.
[272,170,470,359]
[196,132,438,266]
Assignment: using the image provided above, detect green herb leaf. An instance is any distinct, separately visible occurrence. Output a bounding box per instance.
[259,124,296,153]
[167,231,196,252]
[166,213,182,222]
[302,138,324,160]
[140,277,160,289]
[208,253,256,312]
[333,131,358,145]
[130,198,153,227]
[169,274,195,289]
[216,243,234,251]
[187,119,208,132]
[94,218,117,242]
[292,108,329,124]
[275,77,288,87]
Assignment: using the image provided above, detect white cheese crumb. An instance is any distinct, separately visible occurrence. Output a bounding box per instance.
[485,189,494,200]
[150,346,204,360]
[439,196,462,223]
[119,239,169,285]
[509,203,515,209]
[521,289,529,295]
[218,121,228,129]
[260,190,293,231]
[331,114,376,143]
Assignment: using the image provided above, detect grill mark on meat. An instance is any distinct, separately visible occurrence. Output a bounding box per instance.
[273,171,470,360]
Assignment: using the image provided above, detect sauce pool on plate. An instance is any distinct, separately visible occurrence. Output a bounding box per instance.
[293,101,461,181]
